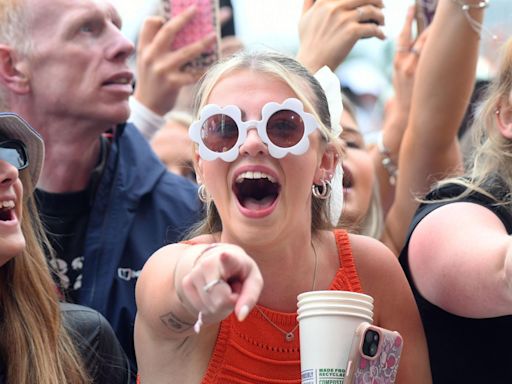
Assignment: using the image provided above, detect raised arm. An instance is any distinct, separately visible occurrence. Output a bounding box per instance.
[129,7,216,139]
[383,0,485,255]
[370,6,429,214]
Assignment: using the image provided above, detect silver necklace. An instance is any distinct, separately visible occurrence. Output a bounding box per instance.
[255,241,318,342]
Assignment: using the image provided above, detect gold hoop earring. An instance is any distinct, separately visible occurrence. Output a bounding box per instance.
[198,184,209,203]
[312,180,332,200]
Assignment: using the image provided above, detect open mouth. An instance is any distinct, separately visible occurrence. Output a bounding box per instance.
[0,201,15,221]
[103,77,132,86]
[102,72,134,89]
[233,171,280,211]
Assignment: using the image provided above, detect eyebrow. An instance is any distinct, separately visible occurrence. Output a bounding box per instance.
[107,5,123,29]
[341,126,362,137]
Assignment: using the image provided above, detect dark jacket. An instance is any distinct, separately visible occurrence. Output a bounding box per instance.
[61,303,130,384]
[76,124,201,378]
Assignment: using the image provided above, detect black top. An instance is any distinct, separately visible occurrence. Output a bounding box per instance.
[0,304,129,384]
[61,303,130,384]
[34,136,109,303]
[400,182,512,383]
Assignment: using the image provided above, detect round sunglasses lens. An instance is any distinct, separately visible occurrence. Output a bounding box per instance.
[0,142,27,170]
[266,110,304,148]
[201,114,239,153]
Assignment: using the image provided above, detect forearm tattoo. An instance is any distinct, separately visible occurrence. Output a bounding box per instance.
[160,311,195,333]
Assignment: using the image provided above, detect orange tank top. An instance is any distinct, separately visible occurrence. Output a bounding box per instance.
[200,229,364,384]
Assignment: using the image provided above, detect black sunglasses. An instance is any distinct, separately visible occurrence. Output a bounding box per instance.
[0,140,29,171]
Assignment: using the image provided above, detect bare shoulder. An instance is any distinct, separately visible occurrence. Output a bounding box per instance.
[347,233,406,293]
[348,232,397,267]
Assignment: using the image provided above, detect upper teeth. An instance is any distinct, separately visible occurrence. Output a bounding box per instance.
[236,171,276,183]
[1,201,14,209]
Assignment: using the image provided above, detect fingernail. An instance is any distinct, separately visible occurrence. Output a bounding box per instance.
[237,305,250,322]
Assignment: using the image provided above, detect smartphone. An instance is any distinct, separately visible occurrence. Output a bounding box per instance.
[161,0,220,71]
[345,322,403,384]
[415,0,438,34]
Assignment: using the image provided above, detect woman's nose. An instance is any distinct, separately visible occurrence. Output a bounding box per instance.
[239,127,268,157]
[0,161,19,187]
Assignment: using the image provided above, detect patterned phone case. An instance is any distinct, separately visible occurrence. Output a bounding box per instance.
[162,0,220,70]
[345,323,403,384]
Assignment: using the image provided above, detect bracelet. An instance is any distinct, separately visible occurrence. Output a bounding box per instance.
[377,135,398,186]
[450,0,494,39]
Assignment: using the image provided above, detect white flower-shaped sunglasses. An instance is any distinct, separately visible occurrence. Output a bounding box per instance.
[189,98,321,162]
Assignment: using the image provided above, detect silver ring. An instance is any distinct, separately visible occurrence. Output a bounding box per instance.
[411,47,421,56]
[203,279,222,293]
[356,7,364,21]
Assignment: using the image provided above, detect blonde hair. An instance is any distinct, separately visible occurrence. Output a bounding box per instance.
[188,50,341,237]
[0,172,90,384]
[0,0,33,110]
[432,37,512,205]
[337,92,384,238]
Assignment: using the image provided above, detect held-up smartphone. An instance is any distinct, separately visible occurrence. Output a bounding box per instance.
[161,0,220,71]
[415,0,438,34]
[345,322,403,384]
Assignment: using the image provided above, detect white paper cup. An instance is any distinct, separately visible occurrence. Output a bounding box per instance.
[297,304,373,319]
[298,310,371,384]
[298,290,374,305]
[298,297,374,312]
[297,291,375,384]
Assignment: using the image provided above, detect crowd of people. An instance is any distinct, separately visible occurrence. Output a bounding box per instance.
[0,0,509,383]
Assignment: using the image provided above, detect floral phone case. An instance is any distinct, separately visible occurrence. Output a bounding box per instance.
[345,322,403,384]
[162,0,220,71]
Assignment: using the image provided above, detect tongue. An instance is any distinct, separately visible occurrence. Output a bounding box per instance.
[243,196,275,211]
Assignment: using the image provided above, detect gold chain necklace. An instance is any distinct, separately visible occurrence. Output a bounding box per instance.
[255,241,318,342]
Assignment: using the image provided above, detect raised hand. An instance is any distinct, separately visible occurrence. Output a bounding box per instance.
[297,0,385,72]
[133,6,217,116]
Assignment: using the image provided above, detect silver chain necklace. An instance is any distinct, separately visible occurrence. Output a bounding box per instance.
[255,241,318,342]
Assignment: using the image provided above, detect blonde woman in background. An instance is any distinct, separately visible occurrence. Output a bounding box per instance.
[400,34,512,383]
[298,0,484,256]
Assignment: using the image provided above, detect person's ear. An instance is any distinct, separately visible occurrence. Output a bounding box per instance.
[194,152,204,185]
[314,143,338,183]
[0,45,30,94]
[496,104,512,140]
